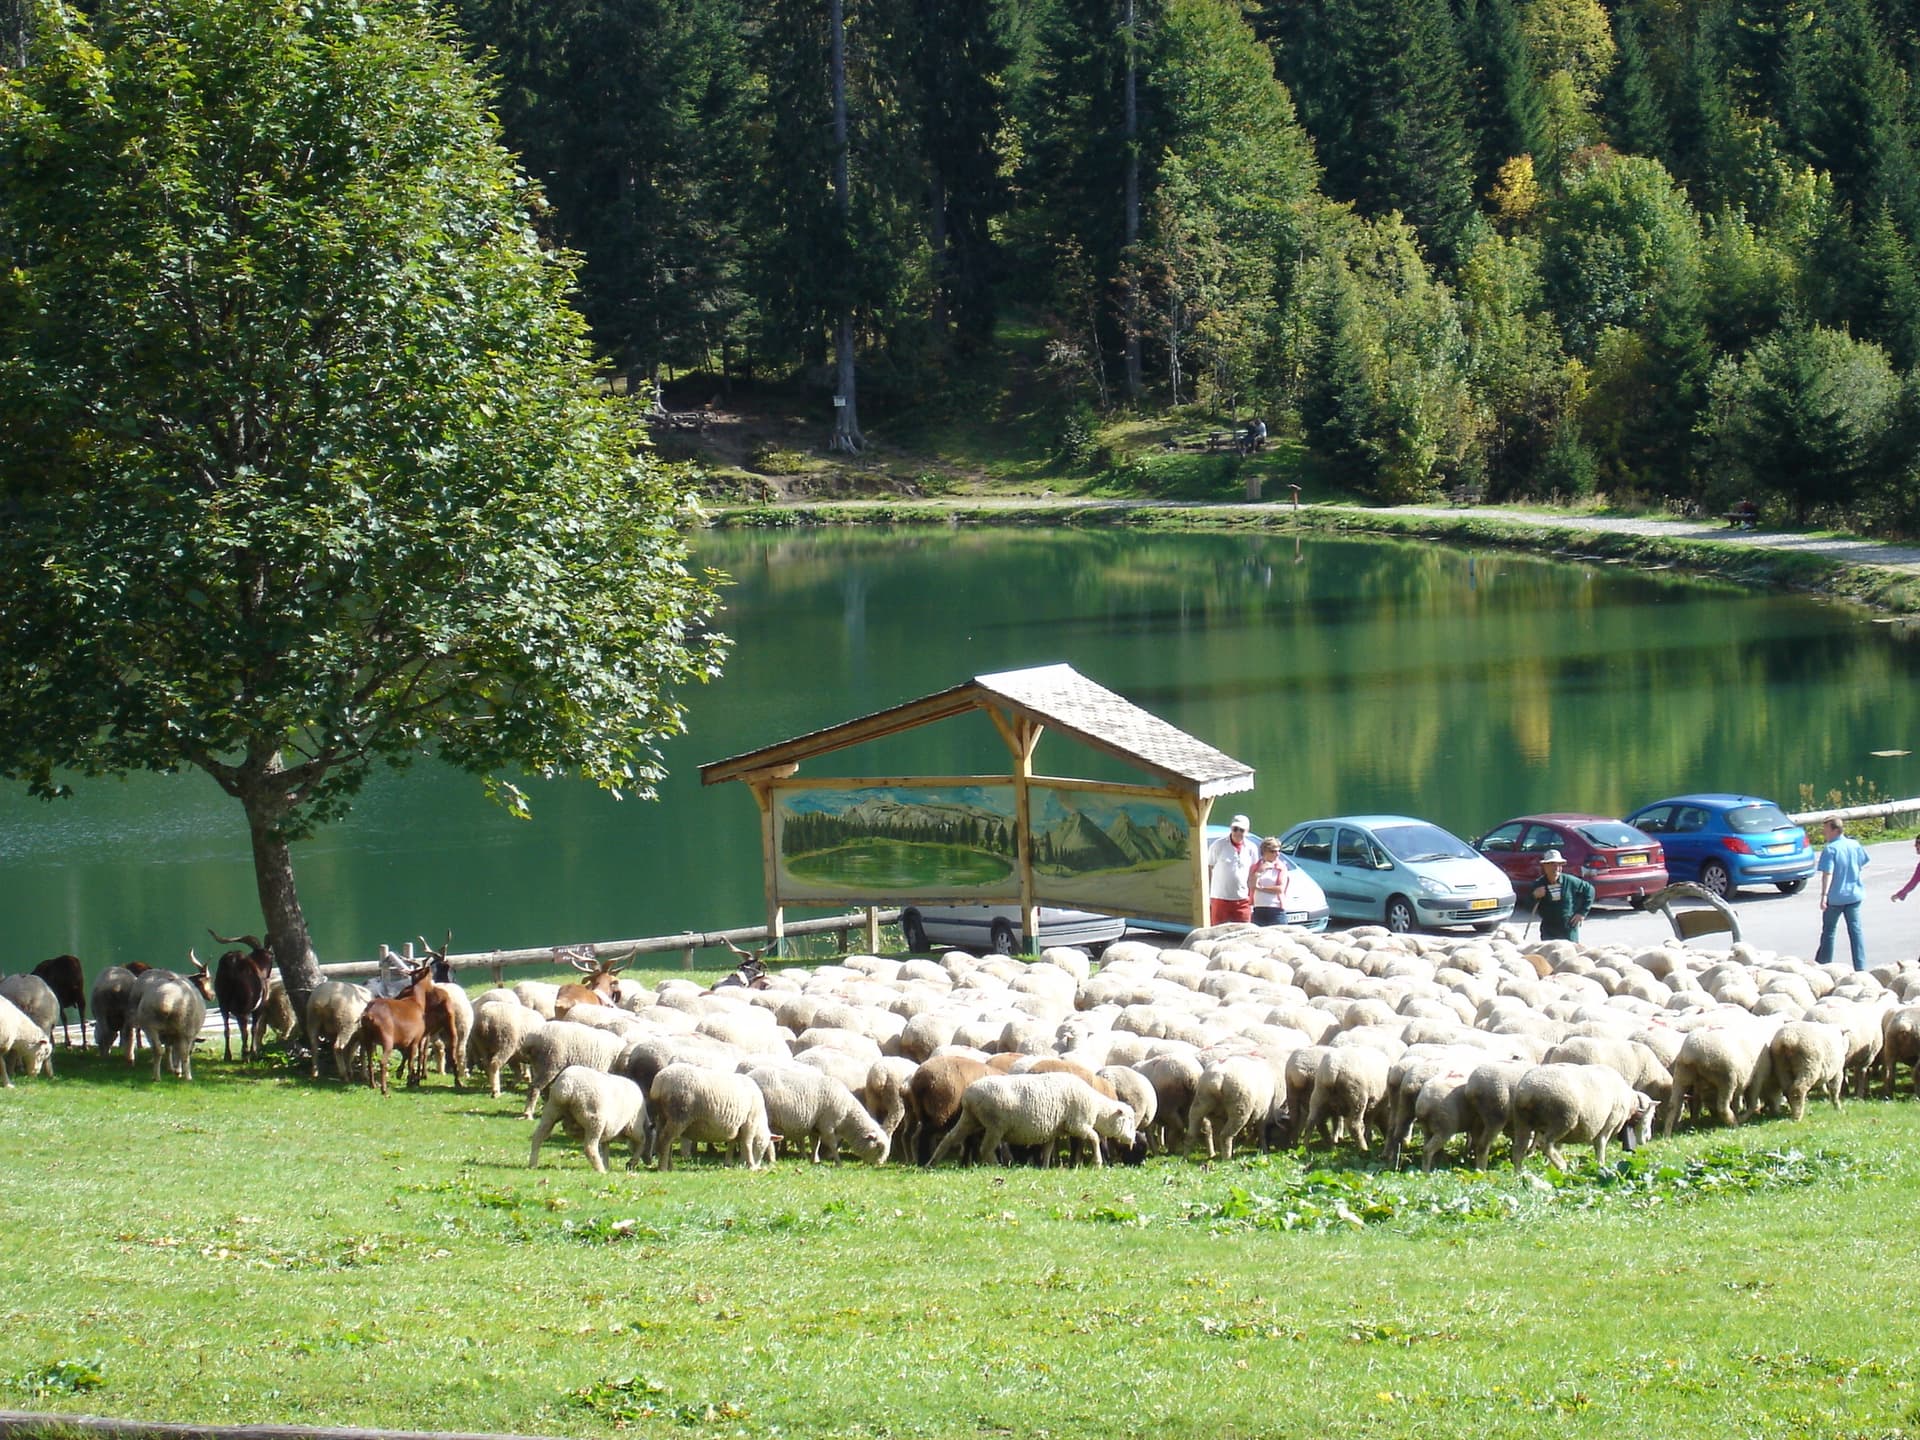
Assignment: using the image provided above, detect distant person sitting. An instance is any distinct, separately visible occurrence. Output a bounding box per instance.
[1252,418,1267,452]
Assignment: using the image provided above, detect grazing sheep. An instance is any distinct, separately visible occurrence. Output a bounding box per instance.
[1882,1005,1920,1098]
[648,1065,776,1170]
[1463,1060,1533,1169]
[305,981,373,1081]
[1135,1051,1205,1152]
[745,1063,889,1163]
[1510,1063,1656,1170]
[1300,1046,1390,1151]
[1414,1070,1476,1171]
[470,999,546,1098]
[511,980,562,1019]
[1767,1021,1848,1121]
[1184,1055,1276,1161]
[863,1057,918,1153]
[0,976,58,1076]
[518,1021,629,1120]
[1099,1065,1159,1135]
[1663,1025,1775,1135]
[928,1073,1138,1168]
[0,995,54,1087]
[135,973,207,1081]
[91,966,144,1060]
[905,1054,992,1163]
[528,1066,649,1172]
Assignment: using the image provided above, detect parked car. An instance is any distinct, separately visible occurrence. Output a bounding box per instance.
[1126,824,1332,936]
[897,903,1126,956]
[1276,815,1515,933]
[1621,793,1815,898]
[1475,812,1669,908]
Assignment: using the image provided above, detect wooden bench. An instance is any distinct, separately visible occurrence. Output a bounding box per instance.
[1722,507,1759,529]
[646,407,710,433]
[1447,484,1483,507]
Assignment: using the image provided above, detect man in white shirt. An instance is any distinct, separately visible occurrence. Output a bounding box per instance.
[1206,814,1258,925]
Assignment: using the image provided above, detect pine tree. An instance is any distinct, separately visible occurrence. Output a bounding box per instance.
[1602,12,1671,160]
[1460,0,1548,196]
[915,0,1011,350]
[1785,0,1920,238]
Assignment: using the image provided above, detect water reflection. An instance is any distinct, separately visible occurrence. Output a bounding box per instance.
[0,526,1914,967]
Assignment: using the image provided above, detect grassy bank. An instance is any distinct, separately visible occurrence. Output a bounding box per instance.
[5,1044,1920,1439]
[706,496,1920,617]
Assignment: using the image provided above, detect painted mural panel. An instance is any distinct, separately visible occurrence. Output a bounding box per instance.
[1028,784,1196,920]
[774,782,1019,903]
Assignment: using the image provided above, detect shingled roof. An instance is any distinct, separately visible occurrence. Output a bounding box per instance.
[700,663,1254,798]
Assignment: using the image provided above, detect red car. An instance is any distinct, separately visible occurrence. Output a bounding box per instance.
[1474,812,1669,907]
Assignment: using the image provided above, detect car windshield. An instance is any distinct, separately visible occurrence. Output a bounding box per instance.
[1579,821,1648,847]
[1374,823,1476,862]
[1726,804,1794,834]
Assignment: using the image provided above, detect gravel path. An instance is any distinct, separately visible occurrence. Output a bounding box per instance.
[1379,505,1920,571]
[762,495,1920,574]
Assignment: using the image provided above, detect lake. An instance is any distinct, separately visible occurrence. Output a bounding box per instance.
[2,524,1915,971]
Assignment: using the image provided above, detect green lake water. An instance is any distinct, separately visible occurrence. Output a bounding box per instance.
[2,525,1916,971]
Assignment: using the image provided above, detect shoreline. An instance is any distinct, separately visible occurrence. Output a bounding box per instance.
[705,496,1920,617]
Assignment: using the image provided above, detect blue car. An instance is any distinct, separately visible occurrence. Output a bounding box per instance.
[1622,793,1815,899]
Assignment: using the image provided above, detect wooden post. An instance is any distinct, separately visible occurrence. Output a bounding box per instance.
[1007,715,1044,954]
[864,904,881,954]
[1185,795,1216,930]
[748,769,794,957]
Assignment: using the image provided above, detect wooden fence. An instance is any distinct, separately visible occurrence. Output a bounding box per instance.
[316,907,901,985]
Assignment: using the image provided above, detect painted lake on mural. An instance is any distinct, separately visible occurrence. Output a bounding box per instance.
[2,524,1917,970]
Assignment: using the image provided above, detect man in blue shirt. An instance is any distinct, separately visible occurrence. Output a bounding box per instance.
[1815,816,1870,970]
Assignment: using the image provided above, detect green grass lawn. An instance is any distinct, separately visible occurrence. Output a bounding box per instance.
[6,1042,1920,1439]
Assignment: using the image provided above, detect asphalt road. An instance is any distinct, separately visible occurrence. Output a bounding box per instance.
[1468,836,1920,965]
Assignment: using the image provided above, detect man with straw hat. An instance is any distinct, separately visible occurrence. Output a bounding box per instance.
[1530,849,1593,943]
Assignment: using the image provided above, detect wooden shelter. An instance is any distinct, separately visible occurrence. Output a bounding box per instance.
[700,664,1255,951]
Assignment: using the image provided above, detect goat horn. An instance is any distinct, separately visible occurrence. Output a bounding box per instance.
[208,928,264,949]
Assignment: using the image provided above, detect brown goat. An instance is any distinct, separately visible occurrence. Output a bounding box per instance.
[906,1054,991,1164]
[208,928,275,1062]
[356,963,436,1096]
[30,955,87,1046]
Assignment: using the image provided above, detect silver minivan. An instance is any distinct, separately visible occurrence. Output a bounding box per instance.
[1277,814,1515,933]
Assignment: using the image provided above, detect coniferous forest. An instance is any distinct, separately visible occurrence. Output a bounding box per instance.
[453,0,1920,524]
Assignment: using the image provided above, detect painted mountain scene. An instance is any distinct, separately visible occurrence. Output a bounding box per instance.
[776,785,1019,901]
[1030,787,1195,920]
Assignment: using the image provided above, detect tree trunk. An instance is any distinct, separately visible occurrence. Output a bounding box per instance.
[828,0,864,453]
[1122,0,1144,404]
[237,777,320,1047]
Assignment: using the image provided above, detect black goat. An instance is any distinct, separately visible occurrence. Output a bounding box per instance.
[208,928,275,1061]
[31,954,86,1046]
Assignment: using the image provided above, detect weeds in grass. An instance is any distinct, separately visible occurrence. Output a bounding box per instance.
[1183,1145,1867,1234]
[6,1357,105,1398]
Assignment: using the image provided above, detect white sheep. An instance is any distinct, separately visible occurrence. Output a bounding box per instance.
[0,975,59,1073]
[862,1057,918,1152]
[1663,1023,1775,1135]
[745,1062,889,1163]
[528,1066,649,1172]
[135,972,206,1081]
[648,1064,776,1170]
[929,1072,1138,1168]
[518,1021,628,1119]
[1510,1063,1656,1170]
[1462,1060,1533,1169]
[305,981,372,1080]
[1184,1055,1276,1160]
[1300,1046,1390,1151]
[470,999,546,1098]
[511,979,562,1018]
[1767,1021,1848,1121]
[0,994,53,1087]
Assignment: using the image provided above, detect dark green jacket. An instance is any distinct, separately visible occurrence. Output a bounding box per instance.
[1532,873,1595,941]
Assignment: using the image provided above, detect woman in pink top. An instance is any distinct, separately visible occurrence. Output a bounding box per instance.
[1250,837,1291,926]
[1893,836,1920,902]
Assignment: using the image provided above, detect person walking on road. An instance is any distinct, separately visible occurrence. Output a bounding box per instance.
[1207,815,1258,926]
[1815,815,1870,970]
[1530,849,1593,942]
[1892,835,1920,905]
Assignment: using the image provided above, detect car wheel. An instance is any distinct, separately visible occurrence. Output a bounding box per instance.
[900,908,928,952]
[1776,878,1807,896]
[989,919,1019,956]
[1385,895,1418,934]
[1700,859,1735,899]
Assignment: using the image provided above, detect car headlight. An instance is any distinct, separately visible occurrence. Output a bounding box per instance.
[1417,875,1451,897]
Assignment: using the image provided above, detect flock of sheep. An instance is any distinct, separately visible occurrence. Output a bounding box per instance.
[9,921,1920,1178]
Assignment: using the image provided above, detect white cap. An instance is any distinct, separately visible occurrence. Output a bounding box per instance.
[1229,815,1251,830]
[1541,849,1565,865]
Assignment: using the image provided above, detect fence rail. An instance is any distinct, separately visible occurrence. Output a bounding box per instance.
[0,1411,562,1440]
[1787,797,1920,826]
[315,908,902,983]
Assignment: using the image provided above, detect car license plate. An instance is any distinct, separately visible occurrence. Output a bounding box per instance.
[1284,911,1309,924]
[1469,897,1497,911]
[1764,843,1792,855]
[1619,852,1647,866]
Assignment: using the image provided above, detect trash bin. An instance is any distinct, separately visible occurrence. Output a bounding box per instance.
[1245,472,1262,502]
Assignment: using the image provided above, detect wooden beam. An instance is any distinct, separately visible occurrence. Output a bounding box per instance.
[1011,716,1041,954]
[1184,794,1215,930]
[750,779,783,955]
[0,1412,564,1440]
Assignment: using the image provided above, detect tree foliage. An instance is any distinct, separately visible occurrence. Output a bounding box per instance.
[0,0,727,1008]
